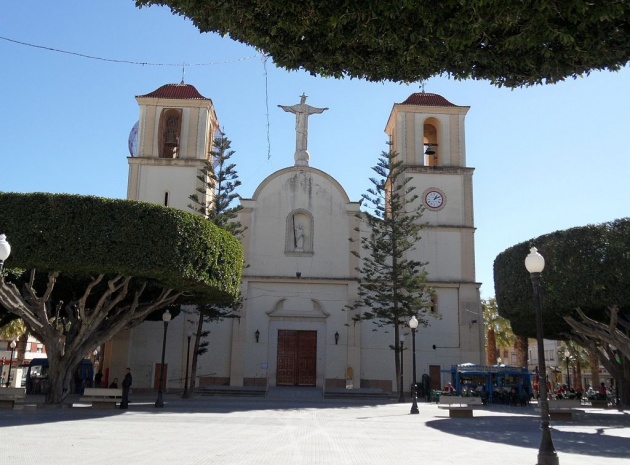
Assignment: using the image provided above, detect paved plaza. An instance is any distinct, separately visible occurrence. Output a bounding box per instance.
[1,393,629,465]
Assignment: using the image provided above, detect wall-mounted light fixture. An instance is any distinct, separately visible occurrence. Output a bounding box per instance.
[334,332,339,345]
[255,329,260,343]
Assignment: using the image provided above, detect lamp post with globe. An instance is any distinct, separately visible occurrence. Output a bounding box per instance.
[409,316,419,414]
[0,234,11,276]
[155,309,171,408]
[564,349,571,392]
[525,247,559,465]
[5,341,16,388]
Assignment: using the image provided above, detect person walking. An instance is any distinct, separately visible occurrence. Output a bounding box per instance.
[120,368,132,409]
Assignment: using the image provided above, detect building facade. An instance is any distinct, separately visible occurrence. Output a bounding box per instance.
[107,83,484,394]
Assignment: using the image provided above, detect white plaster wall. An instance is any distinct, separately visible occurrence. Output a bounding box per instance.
[197,318,234,380]
[244,168,354,279]
[414,229,463,281]
[137,165,198,210]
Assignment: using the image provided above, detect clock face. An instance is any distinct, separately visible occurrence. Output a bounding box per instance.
[425,190,444,209]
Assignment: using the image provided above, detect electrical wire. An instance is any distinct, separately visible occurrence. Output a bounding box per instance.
[0,35,259,66]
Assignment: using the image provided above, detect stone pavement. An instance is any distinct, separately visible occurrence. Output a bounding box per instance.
[1,393,629,465]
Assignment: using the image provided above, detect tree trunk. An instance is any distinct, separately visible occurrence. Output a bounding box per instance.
[486,329,497,365]
[514,335,528,369]
[394,325,401,399]
[589,350,600,389]
[43,344,84,404]
[188,315,204,398]
[574,362,583,391]
[16,333,28,366]
[621,358,630,406]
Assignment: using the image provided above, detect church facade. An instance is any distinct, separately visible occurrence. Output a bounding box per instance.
[105,83,484,395]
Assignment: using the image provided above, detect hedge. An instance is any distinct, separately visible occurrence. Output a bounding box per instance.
[0,192,243,301]
[494,218,630,338]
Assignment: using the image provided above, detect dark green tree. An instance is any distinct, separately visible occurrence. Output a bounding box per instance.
[135,0,630,88]
[494,218,630,404]
[0,193,242,404]
[189,132,245,237]
[187,132,245,395]
[348,148,433,399]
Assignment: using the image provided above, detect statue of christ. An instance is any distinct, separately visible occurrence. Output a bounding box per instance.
[279,94,328,166]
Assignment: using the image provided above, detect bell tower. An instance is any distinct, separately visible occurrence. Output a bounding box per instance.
[385,92,483,363]
[127,82,219,211]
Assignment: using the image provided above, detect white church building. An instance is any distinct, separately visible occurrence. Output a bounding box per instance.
[104,83,484,396]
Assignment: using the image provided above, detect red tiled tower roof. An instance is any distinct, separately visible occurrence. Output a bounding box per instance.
[400,92,458,107]
[137,83,209,100]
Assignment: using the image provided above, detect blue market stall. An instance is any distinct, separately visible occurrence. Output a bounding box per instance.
[445,363,533,405]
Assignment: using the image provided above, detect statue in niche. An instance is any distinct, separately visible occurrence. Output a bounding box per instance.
[294,222,305,251]
[288,212,311,253]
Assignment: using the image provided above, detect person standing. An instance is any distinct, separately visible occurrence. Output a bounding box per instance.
[94,370,103,387]
[120,368,132,409]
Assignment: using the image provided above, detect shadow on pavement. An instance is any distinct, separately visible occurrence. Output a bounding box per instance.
[426,407,630,459]
[0,394,396,427]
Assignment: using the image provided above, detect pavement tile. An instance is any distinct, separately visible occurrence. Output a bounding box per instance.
[1,395,628,465]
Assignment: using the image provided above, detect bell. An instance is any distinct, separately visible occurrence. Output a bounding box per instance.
[425,143,436,155]
[165,130,179,146]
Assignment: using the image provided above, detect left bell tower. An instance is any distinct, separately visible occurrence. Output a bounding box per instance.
[127,82,219,211]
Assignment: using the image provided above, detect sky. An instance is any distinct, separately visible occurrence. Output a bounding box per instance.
[2,1,629,300]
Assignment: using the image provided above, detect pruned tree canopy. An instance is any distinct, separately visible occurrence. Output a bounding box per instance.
[136,0,630,87]
[494,218,630,339]
[0,192,243,302]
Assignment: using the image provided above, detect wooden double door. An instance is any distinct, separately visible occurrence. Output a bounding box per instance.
[276,330,317,386]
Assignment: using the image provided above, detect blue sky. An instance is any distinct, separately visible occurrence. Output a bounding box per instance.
[2,1,629,299]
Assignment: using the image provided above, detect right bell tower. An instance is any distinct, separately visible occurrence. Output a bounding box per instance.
[385,92,483,364]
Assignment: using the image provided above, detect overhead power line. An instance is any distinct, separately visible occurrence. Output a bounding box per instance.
[0,35,259,66]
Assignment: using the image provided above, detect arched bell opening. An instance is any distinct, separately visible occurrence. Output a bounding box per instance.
[159,108,182,158]
[423,119,440,167]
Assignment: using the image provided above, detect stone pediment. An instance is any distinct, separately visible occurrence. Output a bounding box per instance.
[266,298,330,320]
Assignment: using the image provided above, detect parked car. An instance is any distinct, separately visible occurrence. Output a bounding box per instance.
[25,358,93,394]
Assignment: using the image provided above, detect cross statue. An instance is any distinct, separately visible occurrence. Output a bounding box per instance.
[278,94,328,166]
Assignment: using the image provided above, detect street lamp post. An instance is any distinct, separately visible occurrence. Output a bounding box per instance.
[0,234,11,276]
[5,341,16,388]
[398,334,405,403]
[155,309,171,408]
[525,247,559,465]
[182,331,192,399]
[564,349,571,392]
[409,316,419,414]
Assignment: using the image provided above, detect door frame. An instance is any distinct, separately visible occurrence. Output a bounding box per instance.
[276,330,317,386]
[267,319,327,388]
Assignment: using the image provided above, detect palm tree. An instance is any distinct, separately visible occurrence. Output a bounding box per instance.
[559,341,589,392]
[482,298,515,365]
[0,318,28,365]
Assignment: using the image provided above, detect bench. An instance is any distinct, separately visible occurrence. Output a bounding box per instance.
[539,399,582,420]
[0,387,26,409]
[79,388,123,409]
[438,395,484,418]
[590,399,609,409]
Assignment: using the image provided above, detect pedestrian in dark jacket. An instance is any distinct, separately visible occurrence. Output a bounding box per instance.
[120,368,132,409]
